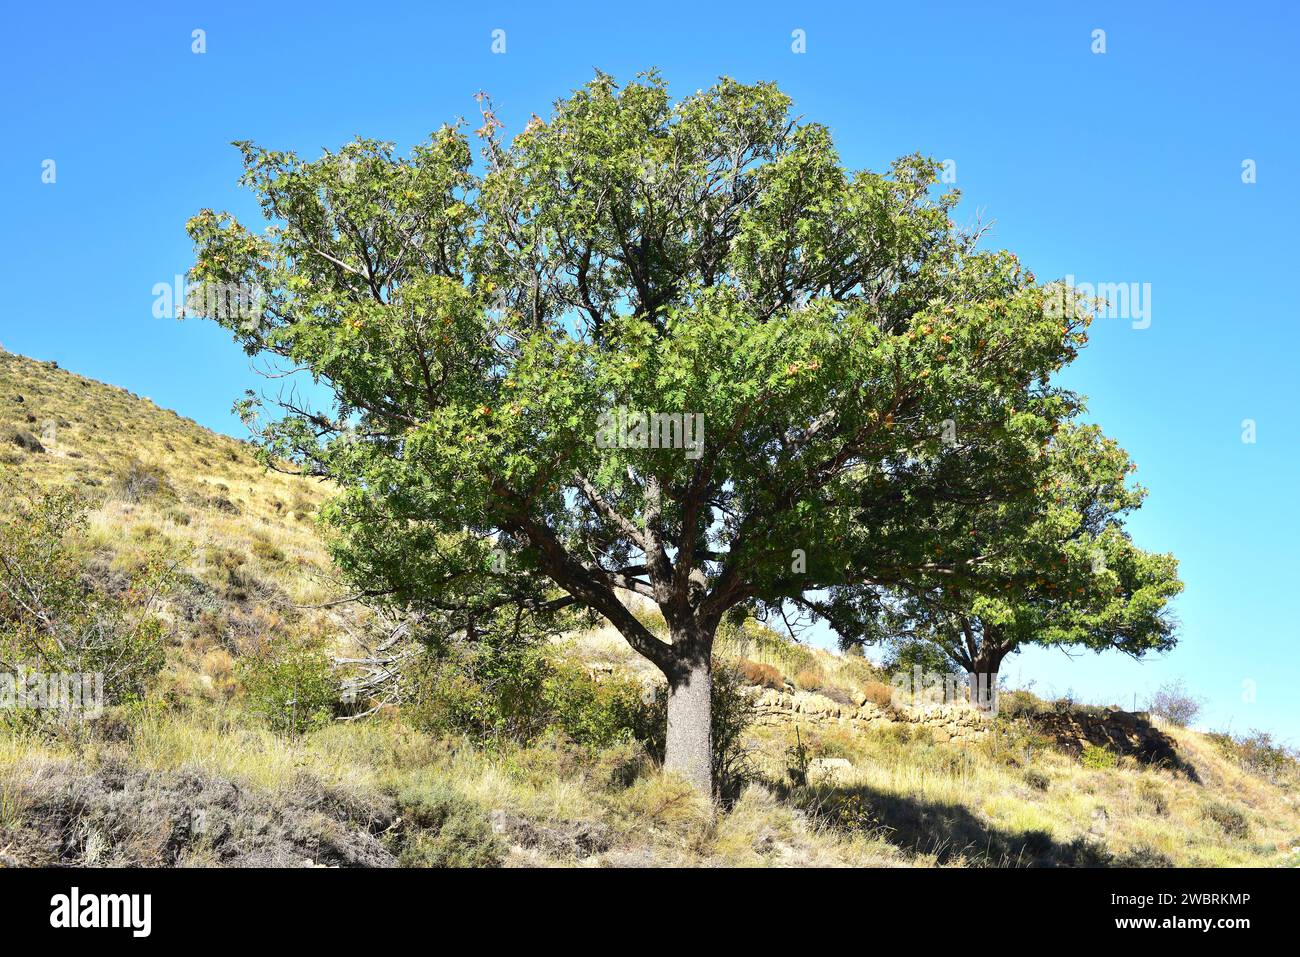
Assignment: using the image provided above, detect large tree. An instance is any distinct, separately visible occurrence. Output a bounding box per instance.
[188,71,1098,794]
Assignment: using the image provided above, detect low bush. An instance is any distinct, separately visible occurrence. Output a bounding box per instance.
[403,638,553,744]
[1081,744,1118,769]
[404,640,752,800]
[238,641,338,735]
[251,537,286,564]
[543,662,656,750]
[1208,730,1298,784]
[861,680,895,708]
[389,778,503,867]
[4,427,44,454]
[1136,778,1169,815]
[1202,799,1249,839]
[1023,768,1051,791]
[997,689,1043,719]
[793,668,825,693]
[0,485,168,729]
[112,458,171,502]
[736,659,784,691]
[163,506,191,526]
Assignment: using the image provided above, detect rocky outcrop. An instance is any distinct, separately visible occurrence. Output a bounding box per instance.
[1029,708,1194,774]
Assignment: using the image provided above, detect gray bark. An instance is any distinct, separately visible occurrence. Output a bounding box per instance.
[968,645,1006,712]
[663,650,712,796]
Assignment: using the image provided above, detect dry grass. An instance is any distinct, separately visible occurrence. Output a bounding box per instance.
[2,350,1298,869]
[0,350,359,693]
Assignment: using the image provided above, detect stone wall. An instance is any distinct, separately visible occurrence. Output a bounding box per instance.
[748,687,992,745]
[747,685,1190,769]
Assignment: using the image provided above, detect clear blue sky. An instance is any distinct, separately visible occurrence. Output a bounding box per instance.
[2,2,1297,741]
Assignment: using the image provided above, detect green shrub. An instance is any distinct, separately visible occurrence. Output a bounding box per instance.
[239,641,338,734]
[0,485,167,729]
[1209,730,1298,784]
[543,662,655,750]
[251,537,285,563]
[404,638,552,743]
[882,638,963,681]
[1081,744,1119,769]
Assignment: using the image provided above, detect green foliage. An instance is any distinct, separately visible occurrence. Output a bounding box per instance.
[238,641,338,735]
[848,423,1183,681]
[404,628,658,752]
[250,536,285,563]
[1208,730,1298,784]
[186,69,1179,787]
[0,483,167,727]
[882,638,964,680]
[404,631,552,743]
[1080,744,1119,769]
[542,661,655,750]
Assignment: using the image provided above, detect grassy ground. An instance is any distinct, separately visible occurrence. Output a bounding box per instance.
[1,349,1298,868]
[3,693,1295,867]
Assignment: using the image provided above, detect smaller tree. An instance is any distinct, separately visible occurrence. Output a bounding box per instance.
[828,419,1182,708]
[1148,678,1203,727]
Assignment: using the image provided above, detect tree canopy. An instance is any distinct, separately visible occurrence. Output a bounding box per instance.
[187,70,1178,792]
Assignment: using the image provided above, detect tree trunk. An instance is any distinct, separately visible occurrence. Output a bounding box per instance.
[968,649,1004,712]
[663,653,712,796]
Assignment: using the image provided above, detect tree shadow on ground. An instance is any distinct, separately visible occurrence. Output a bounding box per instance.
[794,781,1168,867]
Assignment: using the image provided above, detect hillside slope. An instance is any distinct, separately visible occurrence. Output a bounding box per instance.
[1,350,1297,869]
[0,349,360,695]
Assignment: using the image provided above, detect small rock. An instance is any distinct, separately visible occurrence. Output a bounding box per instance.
[7,430,44,453]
